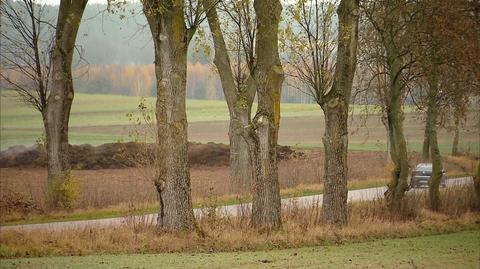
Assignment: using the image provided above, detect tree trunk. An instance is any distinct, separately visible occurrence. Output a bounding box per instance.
[426,71,442,211]
[320,0,359,225]
[380,113,391,163]
[246,0,284,230]
[45,0,88,208]
[422,126,430,160]
[451,112,460,156]
[202,0,255,194]
[383,52,409,210]
[385,123,391,163]
[229,111,254,194]
[474,161,480,207]
[143,0,195,231]
[321,106,349,224]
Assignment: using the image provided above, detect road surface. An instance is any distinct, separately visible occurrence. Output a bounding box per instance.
[0,177,472,232]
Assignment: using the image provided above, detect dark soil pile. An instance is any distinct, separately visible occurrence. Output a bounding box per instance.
[0,142,297,169]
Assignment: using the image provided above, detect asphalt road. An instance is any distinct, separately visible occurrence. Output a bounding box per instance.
[0,177,472,232]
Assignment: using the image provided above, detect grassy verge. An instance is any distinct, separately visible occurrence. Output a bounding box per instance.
[0,179,387,226]
[0,184,478,259]
[1,230,478,269]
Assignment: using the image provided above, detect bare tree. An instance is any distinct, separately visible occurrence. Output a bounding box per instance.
[45,0,89,207]
[243,0,284,229]
[202,0,284,229]
[282,0,359,225]
[362,0,416,210]
[412,0,480,210]
[141,0,205,231]
[0,0,53,125]
[201,0,257,194]
[1,0,88,208]
[356,19,392,163]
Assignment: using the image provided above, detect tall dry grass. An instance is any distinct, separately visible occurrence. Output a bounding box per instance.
[0,184,478,258]
[0,152,476,222]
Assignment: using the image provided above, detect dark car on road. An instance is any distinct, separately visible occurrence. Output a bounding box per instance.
[410,163,447,188]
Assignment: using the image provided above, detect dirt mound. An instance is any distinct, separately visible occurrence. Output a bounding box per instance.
[0,142,297,169]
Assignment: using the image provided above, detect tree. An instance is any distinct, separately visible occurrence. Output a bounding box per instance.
[412,0,480,210]
[282,0,359,224]
[43,0,88,207]
[201,0,256,194]
[362,0,415,210]
[244,0,284,229]
[202,0,284,229]
[0,0,53,120]
[141,0,204,231]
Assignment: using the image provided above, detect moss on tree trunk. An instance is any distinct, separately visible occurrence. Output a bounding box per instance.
[45,0,88,208]
[143,0,195,231]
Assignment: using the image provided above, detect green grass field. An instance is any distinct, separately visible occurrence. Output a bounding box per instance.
[1,91,477,155]
[1,91,391,128]
[1,231,478,269]
[0,91,381,148]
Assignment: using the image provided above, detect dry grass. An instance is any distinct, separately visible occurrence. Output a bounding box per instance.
[0,151,476,223]
[0,184,478,258]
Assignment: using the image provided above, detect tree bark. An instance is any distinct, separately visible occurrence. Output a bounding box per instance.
[451,110,460,156]
[422,126,430,160]
[246,0,284,230]
[319,0,359,225]
[383,51,410,210]
[426,70,442,211]
[474,161,480,207]
[143,0,195,231]
[45,0,88,207]
[202,0,255,194]
[229,112,254,193]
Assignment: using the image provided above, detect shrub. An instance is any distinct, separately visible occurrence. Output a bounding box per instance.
[47,173,80,209]
[0,188,42,216]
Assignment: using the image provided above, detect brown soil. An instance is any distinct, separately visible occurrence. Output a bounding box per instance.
[0,142,297,169]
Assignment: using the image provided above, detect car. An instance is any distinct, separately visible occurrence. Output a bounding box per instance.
[410,163,447,189]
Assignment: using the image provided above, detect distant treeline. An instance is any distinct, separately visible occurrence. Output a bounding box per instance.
[73,64,315,103]
[0,2,316,103]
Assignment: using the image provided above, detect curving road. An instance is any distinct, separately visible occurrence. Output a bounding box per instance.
[0,177,472,232]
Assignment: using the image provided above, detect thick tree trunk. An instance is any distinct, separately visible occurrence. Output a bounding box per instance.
[385,99,410,210]
[380,114,391,162]
[45,0,88,207]
[451,112,460,156]
[246,0,284,230]
[385,123,391,163]
[384,53,409,210]
[320,0,359,225]
[474,161,480,207]
[422,126,430,160]
[426,72,442,211]
[229,111,254,194]
[143,0,195,231]
[321,106,349,224]
[380,1,410,210]
[202,0,255,194]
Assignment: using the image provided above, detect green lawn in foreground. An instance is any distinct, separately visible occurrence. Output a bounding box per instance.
[1,231,478,269]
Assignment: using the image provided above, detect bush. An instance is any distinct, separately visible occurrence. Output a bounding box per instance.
[0,188,42,216]
[47,173,80,209]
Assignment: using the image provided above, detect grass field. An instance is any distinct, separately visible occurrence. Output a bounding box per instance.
[1,230,478,268]
[1,91,478,154]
